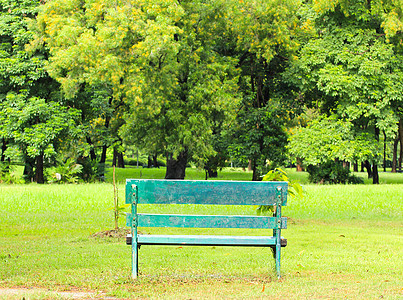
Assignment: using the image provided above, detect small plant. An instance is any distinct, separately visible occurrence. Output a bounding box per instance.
[49,158,83,184]
[111,165,130,229]
[257,168,303,215]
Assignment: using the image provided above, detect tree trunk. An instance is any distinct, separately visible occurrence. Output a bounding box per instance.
[117,151,124,168]
[372,163,379,184]
[353,161,358,172]
[112,148,124,168]
[23,156,35,182]
[165,150,188,179]
[392,133,399,173]
[147,155,153,168]
[360,162,365,172]
[100,145,108,164]
[1,138,6,162]
[153,154,159,168]
[35,154,45,184]
[372,127,380,184]
[296,157,304,171]
[248,159,252,172]
[383,131,387,172]
[252,159,261,181]
[99,114,111,174]
[399,119,403,171]
[86,136,97,161]
[364,160,372,178]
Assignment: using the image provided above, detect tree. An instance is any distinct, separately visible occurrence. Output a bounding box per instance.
[286,0,403,183]
[0,94,80,183]
[34,0,135,177]
[0,0,79,183]
[126,0,243,179]
[288,115,381,166]
[224,0,305,180]
[228,103,289,181]
[36,0,240,179]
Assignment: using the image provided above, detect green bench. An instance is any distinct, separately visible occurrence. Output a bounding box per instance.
[125,179,288,278]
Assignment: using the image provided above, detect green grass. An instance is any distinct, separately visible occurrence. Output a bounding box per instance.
[0,178,402,299]
[10,163,403,185]
[105,166,255,183]
[105,165,403,185]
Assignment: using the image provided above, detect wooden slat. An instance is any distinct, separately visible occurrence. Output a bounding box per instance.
[137,234,280,246]
[136,213,287,229]
[125,179,287,206]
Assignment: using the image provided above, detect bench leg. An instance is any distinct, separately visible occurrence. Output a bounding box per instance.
[132,240,139,279]
[131,184,139,279]
[275,241,281,279]
[275,229,281,279]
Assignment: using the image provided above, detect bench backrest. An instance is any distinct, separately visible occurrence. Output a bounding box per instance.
[125,179,287,206]
[126,179,287,230]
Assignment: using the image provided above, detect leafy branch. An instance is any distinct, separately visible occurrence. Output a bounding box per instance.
[257,168,303,215]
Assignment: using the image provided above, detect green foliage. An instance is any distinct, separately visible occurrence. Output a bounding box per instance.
[0,0,85,183]
[0,162,22,184]
[223,0,305,180]
[262,168,304,199]
[228,103,289,180]
[306,161,364,184]
[2,0,400,185]
[287,1,403,139]
[76,158,105,182]
[0,94,80,159]
[228,0,302,62]
[288,116,382,165]
[257,168,303,215]
[285,0,403,185]
[36,0,241,175]
[48,158,83,184]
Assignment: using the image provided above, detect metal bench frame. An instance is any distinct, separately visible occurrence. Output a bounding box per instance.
[125,179,288,278]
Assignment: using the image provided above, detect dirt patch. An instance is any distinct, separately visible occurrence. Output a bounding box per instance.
[90,228,130,239]
[0,287,112,299]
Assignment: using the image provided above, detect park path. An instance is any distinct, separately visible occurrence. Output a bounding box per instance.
[0,287,117,299]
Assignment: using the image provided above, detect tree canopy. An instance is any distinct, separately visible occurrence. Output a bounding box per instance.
[0,0,80,183]
[0,0,402,182]
[286,0,403,183]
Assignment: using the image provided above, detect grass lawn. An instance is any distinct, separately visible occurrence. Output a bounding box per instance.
[104,165,403,185]
[0,171,402,299]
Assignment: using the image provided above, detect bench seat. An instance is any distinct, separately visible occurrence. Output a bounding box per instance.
[127,234,287,247]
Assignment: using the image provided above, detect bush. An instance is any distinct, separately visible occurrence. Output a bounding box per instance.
[0,162,22,184]
[125,157,166,167]
[347,174,364,184]
[307,161,364,184]
[125,158,145,167]
[48,158,83,184]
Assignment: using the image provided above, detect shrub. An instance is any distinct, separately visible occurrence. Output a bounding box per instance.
[48,158,83,184]
[0,162,22,184]
[307,161,363,184]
